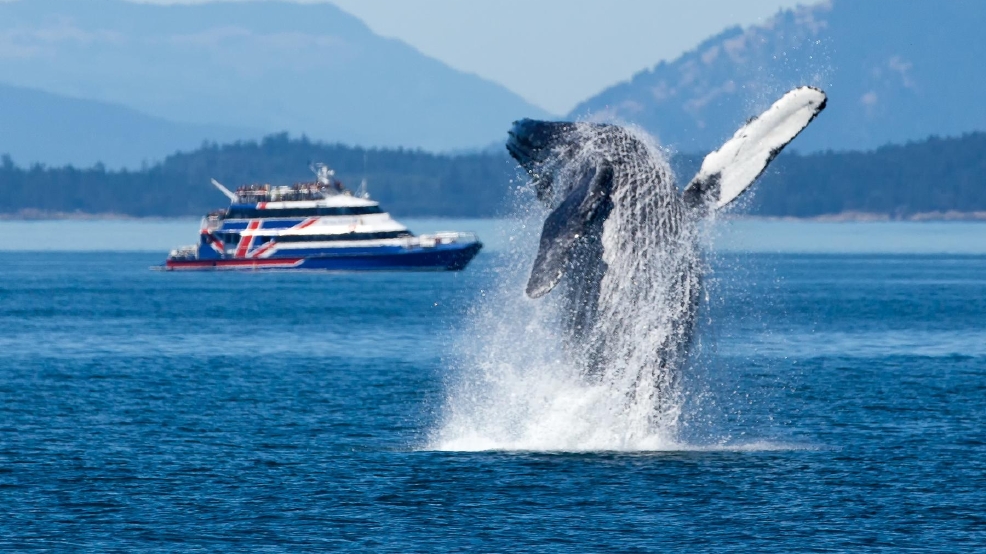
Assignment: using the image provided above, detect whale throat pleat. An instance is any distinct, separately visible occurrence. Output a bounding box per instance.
[527,163,614,298]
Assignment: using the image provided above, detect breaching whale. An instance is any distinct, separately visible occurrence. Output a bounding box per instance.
[506,87,827,422]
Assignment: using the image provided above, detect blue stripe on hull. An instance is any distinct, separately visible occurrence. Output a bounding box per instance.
[220,219,305,230]
[272,245,407,256]
[295,243,482,271]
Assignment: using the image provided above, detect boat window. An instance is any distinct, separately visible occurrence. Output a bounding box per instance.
[277,231,412,242]
[225,206,384,219]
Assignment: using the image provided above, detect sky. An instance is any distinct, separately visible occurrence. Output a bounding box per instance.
[135,0,807,114]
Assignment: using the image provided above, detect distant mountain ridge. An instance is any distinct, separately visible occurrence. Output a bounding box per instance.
[3,0,985,168]
[0,0,549,162]
[570,0,986,153]
[0,83,262,168]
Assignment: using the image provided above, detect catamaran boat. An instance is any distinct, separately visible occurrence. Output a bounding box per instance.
[162,164,482,271]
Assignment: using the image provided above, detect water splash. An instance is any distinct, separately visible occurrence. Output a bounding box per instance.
[427,83,831,452]
[428,125,724,452]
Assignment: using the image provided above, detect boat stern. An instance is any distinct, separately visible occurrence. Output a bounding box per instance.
[415,231,483,270]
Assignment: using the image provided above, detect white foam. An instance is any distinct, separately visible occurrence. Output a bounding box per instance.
[428,128,700,453]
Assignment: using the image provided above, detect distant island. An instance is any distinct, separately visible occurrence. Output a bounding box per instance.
[2,132,985,220]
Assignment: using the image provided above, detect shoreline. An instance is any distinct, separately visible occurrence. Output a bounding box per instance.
[4,210,986,223]
[0,211,197,222]
[721,210,986,222]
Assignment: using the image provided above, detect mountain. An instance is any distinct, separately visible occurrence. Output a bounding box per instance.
[0,83,262,168]
[570,0,986,153]
[0,0,550,158]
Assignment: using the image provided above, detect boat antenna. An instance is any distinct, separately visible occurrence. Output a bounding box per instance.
[210,178,238,202]
[358,152,370,199]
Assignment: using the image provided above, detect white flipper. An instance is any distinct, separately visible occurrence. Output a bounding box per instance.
[683,86,827,211]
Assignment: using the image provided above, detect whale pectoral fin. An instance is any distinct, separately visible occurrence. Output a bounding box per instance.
[683,86,827,211]
[682,173,721,211]
[527,163,614,298]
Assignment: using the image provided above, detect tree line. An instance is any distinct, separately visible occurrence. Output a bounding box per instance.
[750,133,986,217]
[2,132,985,218]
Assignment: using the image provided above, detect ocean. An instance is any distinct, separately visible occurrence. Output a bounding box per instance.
[1,219,984,551]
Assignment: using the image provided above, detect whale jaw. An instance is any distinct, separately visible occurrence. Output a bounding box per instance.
[507,119,588,204]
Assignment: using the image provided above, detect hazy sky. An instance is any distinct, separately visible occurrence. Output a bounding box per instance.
[135,0,807,114]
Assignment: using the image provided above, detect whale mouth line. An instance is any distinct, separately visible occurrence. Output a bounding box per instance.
[506,126,547,167]
[505,133,531,165]
[506,129,563,204]
[506,119,579,168]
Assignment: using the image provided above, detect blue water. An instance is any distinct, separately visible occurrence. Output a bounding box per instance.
[2,222,985,550]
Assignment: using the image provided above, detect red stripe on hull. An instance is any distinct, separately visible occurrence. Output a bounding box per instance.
[201,231,225,255]
[249,240,277,259]
[235,220,261,258]
[165,258,303,270]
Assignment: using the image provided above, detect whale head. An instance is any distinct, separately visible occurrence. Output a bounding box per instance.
[506,119,584,205]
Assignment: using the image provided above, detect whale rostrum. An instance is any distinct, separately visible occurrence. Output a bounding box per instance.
[506,87,827,420]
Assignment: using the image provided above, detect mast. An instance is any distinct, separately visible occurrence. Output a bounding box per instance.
[210,179,238,202]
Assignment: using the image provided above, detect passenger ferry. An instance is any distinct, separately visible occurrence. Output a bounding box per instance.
[163,164,482,271]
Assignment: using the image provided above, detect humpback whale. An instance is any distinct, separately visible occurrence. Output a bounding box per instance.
[506,87,827,423]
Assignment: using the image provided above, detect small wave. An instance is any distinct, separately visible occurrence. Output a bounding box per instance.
[425,436,815,454]
[426,353,816,453]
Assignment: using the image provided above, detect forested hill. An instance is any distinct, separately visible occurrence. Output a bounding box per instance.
[0,135,518,218]
[749,134,986,218]
[2,132,986,219]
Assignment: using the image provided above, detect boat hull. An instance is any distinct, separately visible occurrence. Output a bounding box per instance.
[164,242,482,272]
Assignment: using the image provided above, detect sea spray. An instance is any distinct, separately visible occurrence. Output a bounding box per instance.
[431,127,706,452]
[428,87,828,451]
